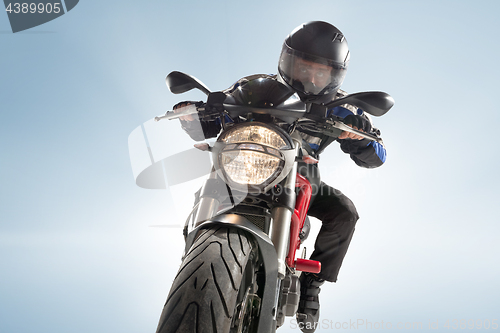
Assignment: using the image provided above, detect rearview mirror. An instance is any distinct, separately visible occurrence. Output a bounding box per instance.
[323,91,394,117]
[165,71,212,96]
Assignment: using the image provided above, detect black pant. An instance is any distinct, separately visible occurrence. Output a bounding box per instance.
[307,182,359,282]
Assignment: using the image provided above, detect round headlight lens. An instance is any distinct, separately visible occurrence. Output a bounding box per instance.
[217,124,292,187]
[221,150,281,185]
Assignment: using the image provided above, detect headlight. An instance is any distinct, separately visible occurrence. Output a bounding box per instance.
[221,150,282,185]
[222,126,289,149]
[213,123,294,190]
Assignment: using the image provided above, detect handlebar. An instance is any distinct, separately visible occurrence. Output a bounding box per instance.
[155,104,382,143]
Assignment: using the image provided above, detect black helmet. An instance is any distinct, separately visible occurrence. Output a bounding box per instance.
[278,21,350,104]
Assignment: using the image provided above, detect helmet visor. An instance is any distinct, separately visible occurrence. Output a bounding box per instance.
[278,44,348,97]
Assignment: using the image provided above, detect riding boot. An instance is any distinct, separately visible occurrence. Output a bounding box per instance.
[296,273,325,333]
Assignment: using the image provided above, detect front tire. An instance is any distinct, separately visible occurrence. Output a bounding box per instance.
[156,226,259,333]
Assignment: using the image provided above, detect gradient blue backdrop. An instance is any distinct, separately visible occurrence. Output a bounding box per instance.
[1,1,499,332]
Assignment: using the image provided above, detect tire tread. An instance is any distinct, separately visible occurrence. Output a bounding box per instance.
[156,227,254,333]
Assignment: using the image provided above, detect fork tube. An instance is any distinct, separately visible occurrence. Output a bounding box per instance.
[194,170,220,225]
[270,140,300,278]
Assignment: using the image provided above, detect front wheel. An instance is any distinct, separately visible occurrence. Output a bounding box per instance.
[156,226,260,333]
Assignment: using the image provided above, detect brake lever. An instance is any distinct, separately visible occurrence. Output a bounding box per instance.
[154,104,200,122]
[326,118,382,143]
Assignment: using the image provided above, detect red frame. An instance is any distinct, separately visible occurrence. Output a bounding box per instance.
[285,173,321,274]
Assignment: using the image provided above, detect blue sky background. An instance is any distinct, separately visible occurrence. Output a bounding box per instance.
[1,1,499,332]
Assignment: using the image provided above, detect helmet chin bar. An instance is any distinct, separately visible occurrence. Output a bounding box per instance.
[278,69,341,105]
[302,81,325,95]
[295,82,340,105]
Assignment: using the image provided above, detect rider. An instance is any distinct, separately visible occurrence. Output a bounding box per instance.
[175,21,386,333]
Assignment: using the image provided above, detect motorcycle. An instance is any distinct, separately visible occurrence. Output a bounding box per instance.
[153,71,393,333]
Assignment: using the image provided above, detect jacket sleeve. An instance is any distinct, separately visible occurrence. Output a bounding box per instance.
[329,101,387,168]
[338,132,386,168]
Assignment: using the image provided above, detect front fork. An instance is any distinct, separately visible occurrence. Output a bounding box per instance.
[192,169,220,225]
[269,141,300,279]
[270,136,322,278]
